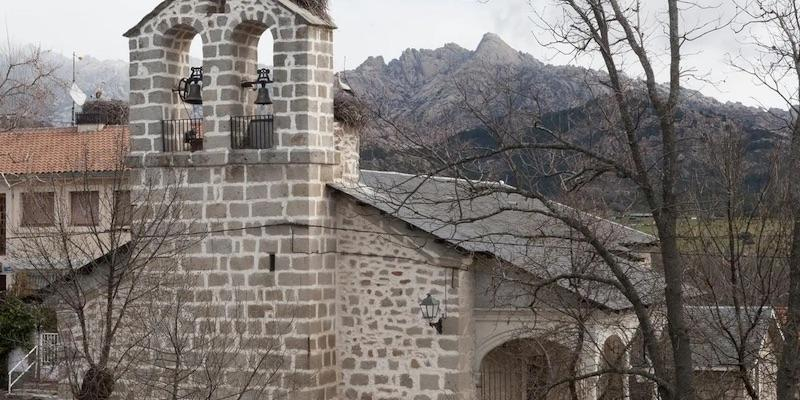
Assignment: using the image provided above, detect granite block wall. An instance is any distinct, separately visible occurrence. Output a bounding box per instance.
[334,194,476,400]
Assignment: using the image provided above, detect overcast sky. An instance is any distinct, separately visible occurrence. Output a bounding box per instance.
[0,0,784,109]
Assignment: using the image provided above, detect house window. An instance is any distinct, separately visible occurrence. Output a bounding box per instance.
[113,190,132,227]
[0,193,6,255]
[21,192,55,227]
[0,275,5,292]
[70,191,100,226]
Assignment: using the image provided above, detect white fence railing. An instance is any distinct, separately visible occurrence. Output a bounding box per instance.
[7,345,37,394]
[7,332,60,394]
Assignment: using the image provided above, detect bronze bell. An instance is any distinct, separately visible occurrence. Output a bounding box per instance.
[175,67,204,105]
[184,81,203,105]
[242,68,274,105]
[255,85,272,105]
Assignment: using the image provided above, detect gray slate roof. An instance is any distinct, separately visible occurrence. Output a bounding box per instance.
[686,306,775,370]
[331,170,663,310]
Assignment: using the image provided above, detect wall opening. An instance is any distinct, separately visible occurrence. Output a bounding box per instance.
[161,25,205,120]
[159,24,206,152]
[479,338,572,400]
[257,29,275,69]
[187,35,204,119]
[232,22,275,118]
[598,335,626,400]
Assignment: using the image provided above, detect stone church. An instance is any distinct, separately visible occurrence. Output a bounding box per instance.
[5,0,778,399]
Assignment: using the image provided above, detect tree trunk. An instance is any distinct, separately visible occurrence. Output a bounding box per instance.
[658,213,695,400]
[777,121,800,399]
[77,367,114,400]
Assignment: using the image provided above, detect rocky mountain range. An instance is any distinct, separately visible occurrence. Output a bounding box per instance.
[342,33,610,133]
[343,32,787,136]
[340,33,790,209]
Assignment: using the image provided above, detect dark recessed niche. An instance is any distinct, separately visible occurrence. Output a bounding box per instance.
[206,0,227,15]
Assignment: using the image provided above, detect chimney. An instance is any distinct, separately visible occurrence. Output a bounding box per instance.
[75,113,105,132]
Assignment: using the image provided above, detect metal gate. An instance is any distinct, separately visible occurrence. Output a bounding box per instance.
[479,350,549,400]
[480,367,527,400]
[39,333,59,366]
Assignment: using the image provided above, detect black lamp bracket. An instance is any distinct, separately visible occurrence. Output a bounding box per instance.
[429,317,445,335]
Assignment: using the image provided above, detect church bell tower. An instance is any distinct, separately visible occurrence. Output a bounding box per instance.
[125,0,338,397]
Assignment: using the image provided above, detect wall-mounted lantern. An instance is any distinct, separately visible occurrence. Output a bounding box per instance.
[175,67,203,105]
[241,68,273,105]
[419,293,445,335]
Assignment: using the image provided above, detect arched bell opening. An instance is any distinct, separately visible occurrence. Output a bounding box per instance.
[159,24,206,119]
[157,23,206,152]
[232,21,276,114]
[185,35,204,118]
[478,338,573,400]
[230,21,277,150]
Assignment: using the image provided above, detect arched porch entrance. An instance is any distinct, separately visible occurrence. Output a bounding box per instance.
[478,338,573,400]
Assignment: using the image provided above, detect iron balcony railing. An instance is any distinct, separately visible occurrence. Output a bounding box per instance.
[162,118,204,152]
[231,115,274,150]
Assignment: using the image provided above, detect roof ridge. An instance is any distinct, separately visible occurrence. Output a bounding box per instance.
[0,125,127,134]
[0,126,77,133]
[361,169,656,243]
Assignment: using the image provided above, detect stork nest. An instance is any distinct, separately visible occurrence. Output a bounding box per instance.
[81,100,129,125]
[334,91,368,129]
[289,0,330,20]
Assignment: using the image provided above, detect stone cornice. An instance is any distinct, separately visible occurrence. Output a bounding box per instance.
[127,148,340,169]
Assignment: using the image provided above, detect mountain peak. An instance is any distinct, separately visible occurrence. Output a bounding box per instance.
[357,55,387,72]
[474,33,519,62]
[479,32,505,45]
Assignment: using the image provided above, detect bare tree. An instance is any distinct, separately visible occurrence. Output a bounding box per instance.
[732,1,800,398]
[124,278,296,400]
[4,129,201,400]
[681,120,786,400]
[352,1,749,399]
[0,40,59,130]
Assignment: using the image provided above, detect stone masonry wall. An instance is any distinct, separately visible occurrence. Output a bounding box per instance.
[334,194,476,400]
[333,123,359,185]
[126,159,339,399]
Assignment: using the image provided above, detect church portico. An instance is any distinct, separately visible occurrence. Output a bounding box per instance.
[473,308,638,400]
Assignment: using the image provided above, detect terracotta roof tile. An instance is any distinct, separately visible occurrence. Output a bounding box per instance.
[0,126,128,175]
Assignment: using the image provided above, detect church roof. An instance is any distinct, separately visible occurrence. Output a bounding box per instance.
[686,306,774,371]
[123,0,334,38]
[331,170,664,310]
